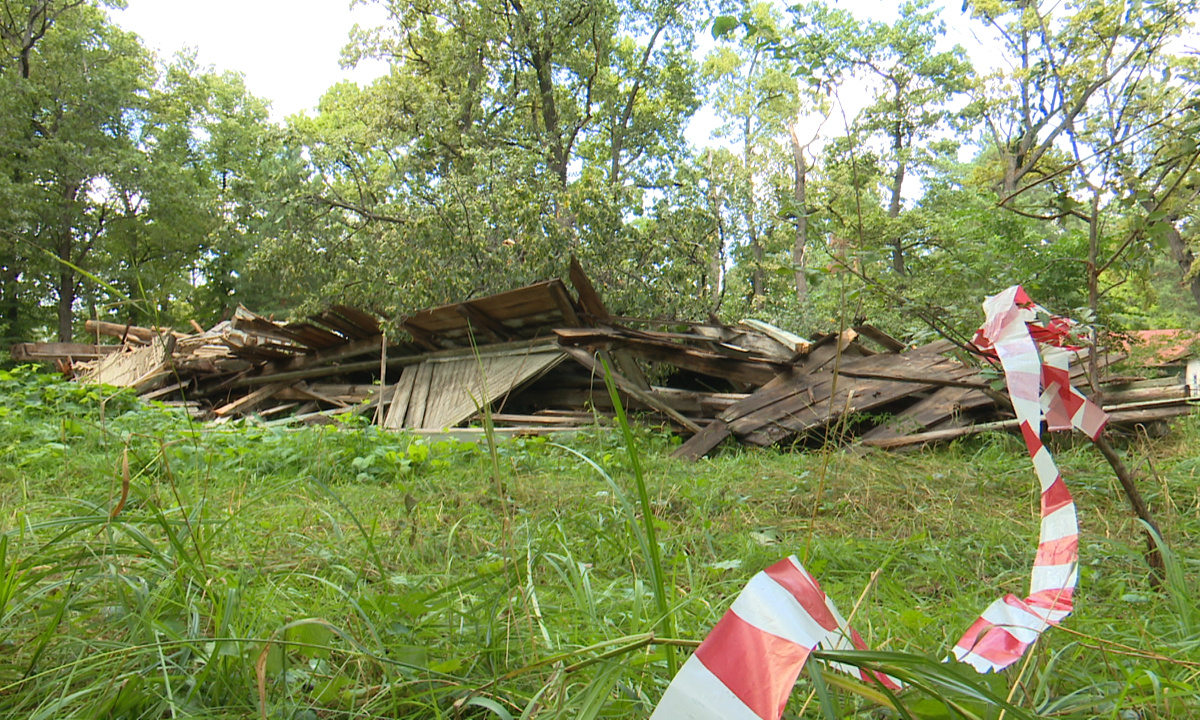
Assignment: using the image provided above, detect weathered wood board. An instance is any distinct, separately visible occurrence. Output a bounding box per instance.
[79,335,174,392]
[384,345,566,430]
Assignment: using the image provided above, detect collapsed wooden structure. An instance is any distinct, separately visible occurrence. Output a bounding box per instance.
[11,261,1198,456]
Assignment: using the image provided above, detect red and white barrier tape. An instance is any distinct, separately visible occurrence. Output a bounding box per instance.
[651,286,1107,719]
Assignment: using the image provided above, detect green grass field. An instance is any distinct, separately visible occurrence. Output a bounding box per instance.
[1,365,1197,719]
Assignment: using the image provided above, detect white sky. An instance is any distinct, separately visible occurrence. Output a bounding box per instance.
[113,0,391,121]
[113,0,983,144]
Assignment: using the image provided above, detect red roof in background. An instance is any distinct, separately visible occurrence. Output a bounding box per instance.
[1122,329,1200,365]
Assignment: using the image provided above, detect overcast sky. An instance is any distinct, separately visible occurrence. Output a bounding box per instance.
[112,0,981,145]
[114,1,391,120]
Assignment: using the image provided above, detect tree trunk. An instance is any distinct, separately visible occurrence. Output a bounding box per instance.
[788,124,809,305]
[887,124,906,276]
[55,180,81,342]
[743,115,762,304]
[56,240,75,342]
[609,23,664,189]
[1086,190,1102,395]
[1152,209,1200,311]
[0,251,21,342]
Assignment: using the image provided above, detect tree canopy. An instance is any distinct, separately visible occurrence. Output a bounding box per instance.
[2,0,1198,347]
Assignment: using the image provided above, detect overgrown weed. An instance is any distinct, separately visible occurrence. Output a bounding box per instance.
[0,367,1197,718]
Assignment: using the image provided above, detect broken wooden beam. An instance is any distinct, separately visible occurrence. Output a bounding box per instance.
[214,381,292,417]
[84,320,175,344]
[10,342,119,362]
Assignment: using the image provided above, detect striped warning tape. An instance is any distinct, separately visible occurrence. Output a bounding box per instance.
[651,286,1107,719]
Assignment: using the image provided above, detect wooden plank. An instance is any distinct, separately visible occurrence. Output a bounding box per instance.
[407,281,564,337]
[226,339,560,389]
[310,306,379,340]
[83,320,173,343]
[141,380,192,401]
[548,297,673,388]
[568,255,611,321]
[671,419,731,460]
[80,335,174,390]
[489,413,598,426]
[717,367,826,424]
[230,307,342,350]
[276,334,389,371]
[10,342,120,362]
[406,427,584,441]
[791,331,866,373]
[1107,405,1194,423]
[833,353,986,388]
[852,324,907,353]
[1102,376,1191,390]
[386,372,420,427]
[561,346,703,433]
[548,279,583,327]
[405,361,436,428]
[1098,384,1187,405]
[288,383,351,408]
[707,351,958,449]
[739,319,810,354]
[214,381,291,417]
[863,403,1193,450]
[741,356,959,446]
[862,418,1021,448]
[731,374,838,442]
[859,386,992,442]
[646,387,750,414]
[418,348,567,429]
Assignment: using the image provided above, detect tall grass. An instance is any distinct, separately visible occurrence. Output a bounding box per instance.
[0,365,1198,718]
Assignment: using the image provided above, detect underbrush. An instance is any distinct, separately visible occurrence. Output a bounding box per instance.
[0,366,1197,719]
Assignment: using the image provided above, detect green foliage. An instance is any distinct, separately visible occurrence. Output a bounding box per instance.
[2,369,1199,717]
[249,0,714,321]
[0,1,281,343]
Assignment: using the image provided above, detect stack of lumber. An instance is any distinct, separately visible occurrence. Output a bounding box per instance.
[10,261,1196,449]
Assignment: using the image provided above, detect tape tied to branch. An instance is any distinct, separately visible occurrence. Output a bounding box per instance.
[651,286,1108,720]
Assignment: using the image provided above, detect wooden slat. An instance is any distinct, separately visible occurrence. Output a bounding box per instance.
[671,419,730,460]
[384,365,419,429]
[560,262,652,389]
[83,320,174,343]
[10,342,120,362]
[548,279,583,327]
[288,383,351,408]
[80,336,174,390]
[402,320,443,351]
[741,355,958,446]
[418,349,566,429]
[214,381,291,417]
[569,255,611,321]
[406,361,435,428]
[675,347,965,459]
[406,281,564,335]
[859,386,992,443]
[852,324,907,353]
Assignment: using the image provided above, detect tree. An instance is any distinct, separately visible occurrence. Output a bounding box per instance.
[252,0,711,320]
[788,0,972,277]
[0,1,151,341]
[964,0,1200,320]
[0,1,279,341]
[704,2,817,306]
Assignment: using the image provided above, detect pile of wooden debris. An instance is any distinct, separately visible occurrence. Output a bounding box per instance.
[11,261,1197,456]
